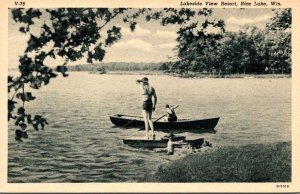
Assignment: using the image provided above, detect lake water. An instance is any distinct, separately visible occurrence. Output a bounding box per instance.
[8,72,291,182]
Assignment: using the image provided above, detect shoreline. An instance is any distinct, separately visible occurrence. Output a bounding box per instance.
[146,141,291,182]
[9,68,291,78]
[90,70,291,78]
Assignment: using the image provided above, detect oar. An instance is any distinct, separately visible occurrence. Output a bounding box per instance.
[122,119,136,128]
[138,105,179,131]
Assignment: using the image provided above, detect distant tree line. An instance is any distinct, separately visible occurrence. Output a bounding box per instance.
[68,62,165,72]
[164,9,291,75]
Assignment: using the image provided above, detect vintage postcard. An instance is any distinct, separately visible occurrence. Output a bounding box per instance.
[0,0,299,192]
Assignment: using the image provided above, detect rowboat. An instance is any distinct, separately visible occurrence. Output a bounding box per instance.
[123,135,186,148]
[110,114,219,132]
[123,136,204,149]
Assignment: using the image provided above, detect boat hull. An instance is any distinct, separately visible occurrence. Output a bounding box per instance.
[110,114,219,132]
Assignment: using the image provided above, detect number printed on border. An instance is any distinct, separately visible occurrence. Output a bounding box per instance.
[15,1,25,6]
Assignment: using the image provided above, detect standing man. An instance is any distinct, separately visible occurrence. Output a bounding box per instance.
[137,77,157,139]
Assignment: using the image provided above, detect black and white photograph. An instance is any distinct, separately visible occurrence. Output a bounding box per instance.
[1,0,300,192]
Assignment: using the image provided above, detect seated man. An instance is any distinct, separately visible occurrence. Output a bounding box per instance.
[165,104,177,122]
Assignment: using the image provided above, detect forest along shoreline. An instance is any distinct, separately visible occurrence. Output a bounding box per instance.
[105,71,291,79]
[67,63,291,79]
[66,60,291,78]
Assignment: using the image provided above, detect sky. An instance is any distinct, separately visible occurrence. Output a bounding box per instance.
[8,8,276,68]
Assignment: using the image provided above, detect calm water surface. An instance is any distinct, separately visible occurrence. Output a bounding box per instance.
[8,72,291,182]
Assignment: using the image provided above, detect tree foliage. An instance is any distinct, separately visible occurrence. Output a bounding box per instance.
[267,9,291,74]
[267,9,291,31]
[164,9,291,75]
[9,8,129,141]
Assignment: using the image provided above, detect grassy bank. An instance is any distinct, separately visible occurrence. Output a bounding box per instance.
[149,141,291,182]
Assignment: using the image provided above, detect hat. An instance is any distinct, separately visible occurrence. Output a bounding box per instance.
[136,77,148,83]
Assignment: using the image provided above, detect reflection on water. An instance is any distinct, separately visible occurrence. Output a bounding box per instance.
[8,72,291,182]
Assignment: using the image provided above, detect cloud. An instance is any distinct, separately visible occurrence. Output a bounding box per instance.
[152,30,177,39]
[120,24,151,37]
[113,38,154,52]
[226,14,272,25]
[157,42,177,49]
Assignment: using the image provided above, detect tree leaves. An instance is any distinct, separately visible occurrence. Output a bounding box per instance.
[19,123,27,130]
[11,8,42,36]
[19,26,29,33]
[16,92,36,102]
[87,45,106,63]
[17,107,25,115]
[56,65,69,77]
[32,115,49,130]
[8,100,17,112]
[8,100,17,121]
[25,8,42,20]
[265,9,291,74]
[13,108,48,140]
[19,55,33,76]
[93,46,106,61]
[129,22,137,32]
[105,26,121,46]
[267,9,291,31]
[197,9,212,17]
[30,78,42,89]
[26,34,46,52]
[47,50,56,59]
[8,76,14,83]
[11,8,23,22]
[15,129,28,141]
[214,20,225,32]
[167,21,291,75]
